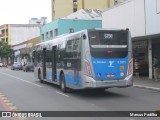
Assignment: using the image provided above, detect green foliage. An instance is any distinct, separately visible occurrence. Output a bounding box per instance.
[0,42,14,58]
[20,52,30,58]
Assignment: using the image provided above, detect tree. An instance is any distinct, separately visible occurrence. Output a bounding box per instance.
[20,52,30,59]
[0,42,14,64]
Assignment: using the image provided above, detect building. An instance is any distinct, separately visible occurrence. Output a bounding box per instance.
[0,24,9,45]
[102,0,160,79]
[40,19,102,42]
[51,0,124,20]
[0,24,40,63]
[0,24,40,46]
[12,37,40,63]
[29,17,48,25]
[63,9,103,20]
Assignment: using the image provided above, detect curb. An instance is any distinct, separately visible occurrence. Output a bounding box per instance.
[134,84,160,92]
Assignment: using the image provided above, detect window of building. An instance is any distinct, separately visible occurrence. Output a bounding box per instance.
[46,32,49,39]
[42,34,44,41]
[73,0,78,12]
[73,8,77,12]
[69,28,74,33]
[5,29,8,36]
[6,38,8,43]
[50,30,53,39]
[2,39,5,43]
[54,28,58,37]
[114,0,118,5]
[2,30,5,34]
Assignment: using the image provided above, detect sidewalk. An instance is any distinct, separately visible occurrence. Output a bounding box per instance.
[133,76,160,91]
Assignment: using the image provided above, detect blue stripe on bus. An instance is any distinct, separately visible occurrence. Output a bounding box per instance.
[64,74,82,87]
[47,71,60,82]
[47,72,52,81]
[47,72,82,87]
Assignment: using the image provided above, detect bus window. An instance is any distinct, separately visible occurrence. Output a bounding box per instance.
[46,50,52,68]
[66,38,81,59]
[88,30,128,58]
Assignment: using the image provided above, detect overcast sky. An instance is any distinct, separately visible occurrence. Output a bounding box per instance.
[0,0,51,25]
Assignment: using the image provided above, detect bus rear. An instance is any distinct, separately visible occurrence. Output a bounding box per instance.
[82,29,133,89]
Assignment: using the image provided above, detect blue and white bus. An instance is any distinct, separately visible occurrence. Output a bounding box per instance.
[33,29,133,92]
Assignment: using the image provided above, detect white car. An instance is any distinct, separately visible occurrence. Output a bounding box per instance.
[0,62,3,67]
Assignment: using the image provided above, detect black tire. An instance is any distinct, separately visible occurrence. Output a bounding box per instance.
[60,73,70,93]
[38,71,43,83]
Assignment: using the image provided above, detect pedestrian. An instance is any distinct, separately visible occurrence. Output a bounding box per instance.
[134,58,140,78]
[153,57,160,81]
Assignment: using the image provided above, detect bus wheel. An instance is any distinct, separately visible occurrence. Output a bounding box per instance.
[38,72,43,83]
[60,74,68,93]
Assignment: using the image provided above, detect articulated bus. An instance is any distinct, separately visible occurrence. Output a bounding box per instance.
[33,29,133,92]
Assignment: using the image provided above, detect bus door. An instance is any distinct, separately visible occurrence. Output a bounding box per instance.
[42,48,46,79]
[52,46,57,81]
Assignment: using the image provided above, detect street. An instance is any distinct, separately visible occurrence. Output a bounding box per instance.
[0,67,160,120]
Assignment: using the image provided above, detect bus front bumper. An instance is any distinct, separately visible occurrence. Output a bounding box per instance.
[83,74,133,89]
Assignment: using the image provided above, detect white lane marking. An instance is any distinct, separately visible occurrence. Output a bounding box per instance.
[0,71,42,88]
[56,91,69,97]
[134,84,160,91]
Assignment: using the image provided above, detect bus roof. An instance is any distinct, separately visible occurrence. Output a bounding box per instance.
[36,28,129,47]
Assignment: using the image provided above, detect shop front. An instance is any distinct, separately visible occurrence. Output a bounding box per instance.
[133,33,160,79]
[133,40,148,76]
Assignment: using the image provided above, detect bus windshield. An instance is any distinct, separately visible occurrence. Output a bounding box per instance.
[88,30,128,58]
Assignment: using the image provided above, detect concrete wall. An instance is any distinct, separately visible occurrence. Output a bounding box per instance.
[145,0,160,35]
[102,0,160,37]
[78,0,110,9]
[102,0,146,37]
[54,0,73,20]
[157,0,160,13]
[10,25,40,46]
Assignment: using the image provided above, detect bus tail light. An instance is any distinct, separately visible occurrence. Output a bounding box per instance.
[85,60,92,77]
[127,59,133,76]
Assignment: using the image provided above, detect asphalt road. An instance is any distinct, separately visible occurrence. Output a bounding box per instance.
[0,67,160,120]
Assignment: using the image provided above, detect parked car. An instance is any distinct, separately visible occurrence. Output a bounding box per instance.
[0,62,3,67]
[11,62,23,70]
[23,62,34,72]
